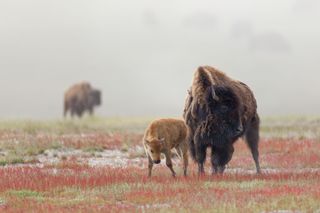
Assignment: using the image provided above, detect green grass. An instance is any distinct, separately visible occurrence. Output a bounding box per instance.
[261,115,320,139]
[0,116,155,134]
[83,146,105,153]
[0,115,319,139]
[7,190,44,199]
[0,157,25,166]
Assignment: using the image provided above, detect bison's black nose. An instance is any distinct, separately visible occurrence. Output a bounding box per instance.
[236,126,243,135]
[153,160,161,164]
[236,127,243,133]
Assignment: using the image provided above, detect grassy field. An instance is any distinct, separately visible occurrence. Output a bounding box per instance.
[0,116,319,212]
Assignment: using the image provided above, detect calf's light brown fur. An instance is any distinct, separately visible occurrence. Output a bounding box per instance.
[143,118,188,177]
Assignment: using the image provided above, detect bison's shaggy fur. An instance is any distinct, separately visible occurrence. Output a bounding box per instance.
[143,118,188,177]
[183,66,261,174]
[64,82,101,118]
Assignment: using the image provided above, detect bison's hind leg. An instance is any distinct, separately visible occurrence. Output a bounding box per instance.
[245,114,261,174]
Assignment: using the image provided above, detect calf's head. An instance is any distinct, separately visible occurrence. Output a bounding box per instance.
[144,138,165,164]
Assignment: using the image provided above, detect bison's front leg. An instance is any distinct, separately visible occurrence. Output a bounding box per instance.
[164,151,176,177]
[195,144,207,175]
[211,152,226,174]
[194,134,207,175]
[211,145,234,174]
[210,147,219,174]
[182,146,189,177]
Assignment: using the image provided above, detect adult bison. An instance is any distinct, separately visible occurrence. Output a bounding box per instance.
[183,66,261,174]
[64,82,101,118]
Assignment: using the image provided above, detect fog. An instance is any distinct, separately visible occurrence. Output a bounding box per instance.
[0,0,319,118]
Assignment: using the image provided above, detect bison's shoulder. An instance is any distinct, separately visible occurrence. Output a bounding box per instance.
[65,82,93,100]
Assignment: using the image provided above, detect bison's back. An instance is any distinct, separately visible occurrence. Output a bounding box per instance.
[232,81,257,122]
[144,119,187,147]
[64,82,91,101]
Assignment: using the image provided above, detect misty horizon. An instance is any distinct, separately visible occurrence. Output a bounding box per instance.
[1,0,320,119]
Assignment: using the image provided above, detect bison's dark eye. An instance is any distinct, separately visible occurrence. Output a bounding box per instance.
[150,150,154,153]
[220,105,229,112]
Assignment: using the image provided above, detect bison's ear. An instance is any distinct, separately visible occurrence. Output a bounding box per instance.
[210,85,220,102]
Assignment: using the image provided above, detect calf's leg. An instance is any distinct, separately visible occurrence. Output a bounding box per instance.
[148,155,153,177]
[164,151,176,177]
[176,142,189,176]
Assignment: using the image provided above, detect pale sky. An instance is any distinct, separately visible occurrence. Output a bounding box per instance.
[0,0,319,118]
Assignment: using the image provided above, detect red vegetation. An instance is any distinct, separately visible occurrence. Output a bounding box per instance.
[0,133,320,212]
[0,163,319,212]
[230,138,320,168]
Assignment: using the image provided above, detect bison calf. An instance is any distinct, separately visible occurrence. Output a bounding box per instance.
[143,118,188,177]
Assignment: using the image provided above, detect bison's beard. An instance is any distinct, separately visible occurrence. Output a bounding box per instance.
[195,114,242,148]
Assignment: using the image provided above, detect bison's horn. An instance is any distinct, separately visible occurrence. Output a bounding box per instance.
[187,88,192,96]
[211,85,219,101]
[191,101,198,118]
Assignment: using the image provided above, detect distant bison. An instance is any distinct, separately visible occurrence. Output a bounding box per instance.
[183,66,261,174]
[143,118,188,177]
[64,82,101,118]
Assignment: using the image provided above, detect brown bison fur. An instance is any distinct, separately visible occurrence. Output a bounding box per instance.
[64,82,101,118]
[183,66,261,175]
[143,118,188,177]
